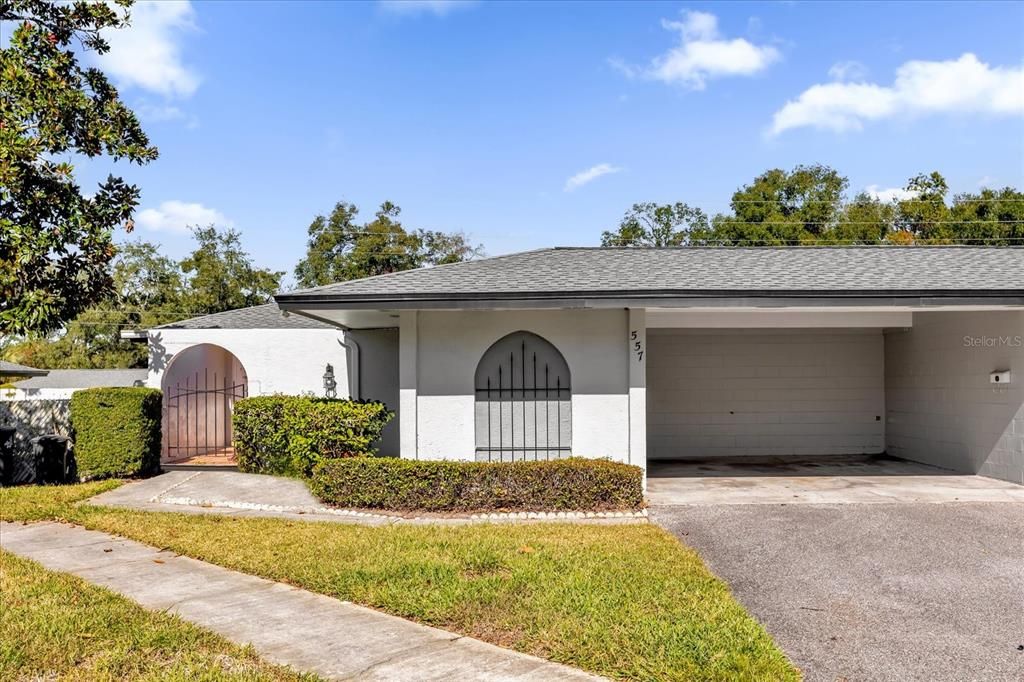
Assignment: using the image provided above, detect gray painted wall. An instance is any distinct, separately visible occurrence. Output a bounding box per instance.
[647,329,886,459]
[885,311,1024,484]
[350,329,400,457]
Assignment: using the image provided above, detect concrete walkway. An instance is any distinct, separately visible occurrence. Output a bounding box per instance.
[88,470,646,525]
[1,521,600,681]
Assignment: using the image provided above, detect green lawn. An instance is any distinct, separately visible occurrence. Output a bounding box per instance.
[0,550,316,681]
[1,482,800,681]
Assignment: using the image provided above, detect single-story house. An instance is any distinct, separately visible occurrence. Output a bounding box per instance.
[144,247,1022,485]
[257,246,1023,486]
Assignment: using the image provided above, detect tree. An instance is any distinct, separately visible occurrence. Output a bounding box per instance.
[2,241,186,369]
[1,0,157,336]
[709,165,848,245]
[833,193,895,245]
[181,226,283,314]
[948,186,1024,245]
[894,172,950,241]
[294,200,482,287]
[601,202,710,247]
[3,226,283,369]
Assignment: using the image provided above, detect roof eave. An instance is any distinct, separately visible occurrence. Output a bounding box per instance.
[275,289,1024,310]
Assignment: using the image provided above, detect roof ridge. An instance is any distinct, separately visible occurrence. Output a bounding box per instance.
[277,247,557,297]
[550,245,1022,250]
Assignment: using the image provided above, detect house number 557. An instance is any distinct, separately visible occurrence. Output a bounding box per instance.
[631,330,644,362]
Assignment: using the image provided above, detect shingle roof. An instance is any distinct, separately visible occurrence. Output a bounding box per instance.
[275,247,1024,304]
[14,369,148,389]
[0,360,49,378]
[155,303,336,330]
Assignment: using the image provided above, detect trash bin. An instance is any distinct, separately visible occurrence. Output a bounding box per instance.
[31,435,73,484]
[0,426,15,486]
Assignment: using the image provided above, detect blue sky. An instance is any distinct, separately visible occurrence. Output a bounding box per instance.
[73,0,1024,283]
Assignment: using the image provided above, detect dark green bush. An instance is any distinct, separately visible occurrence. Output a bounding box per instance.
[70,387,162,480]
[233,395,393,476]
[309,457,644,512]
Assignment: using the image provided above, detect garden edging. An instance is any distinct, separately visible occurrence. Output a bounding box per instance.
[151,493,649,525]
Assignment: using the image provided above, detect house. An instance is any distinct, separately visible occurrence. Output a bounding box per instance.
[267,246,1024,486]
[5,368,148,400]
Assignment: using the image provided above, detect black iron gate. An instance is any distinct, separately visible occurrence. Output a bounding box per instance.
[474,331,571,461]
[164,369,247,461]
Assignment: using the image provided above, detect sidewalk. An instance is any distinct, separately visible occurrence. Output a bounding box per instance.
[1,521,601,681]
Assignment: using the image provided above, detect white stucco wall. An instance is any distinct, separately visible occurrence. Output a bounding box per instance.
[886,310,1024,484]
[407,309,636,463]
[646,329,886,459]
[147,328,350,398]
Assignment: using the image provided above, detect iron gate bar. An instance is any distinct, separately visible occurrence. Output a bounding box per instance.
[165,369,247,460]
[474,333,571,462]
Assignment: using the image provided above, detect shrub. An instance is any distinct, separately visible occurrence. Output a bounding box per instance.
[309,457,644,512]
[233,396,393,476]
[70,387,162,480]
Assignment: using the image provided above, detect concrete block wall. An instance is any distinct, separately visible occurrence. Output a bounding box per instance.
[885,310,1024,484]
[647,329,885,459]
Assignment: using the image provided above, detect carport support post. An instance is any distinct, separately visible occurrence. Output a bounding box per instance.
[628,309,647,484]
[399,311,418,459]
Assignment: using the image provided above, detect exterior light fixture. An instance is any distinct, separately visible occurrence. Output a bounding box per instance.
[323,364,337,398]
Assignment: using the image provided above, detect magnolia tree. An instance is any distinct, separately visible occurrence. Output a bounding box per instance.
[1,0,156,335]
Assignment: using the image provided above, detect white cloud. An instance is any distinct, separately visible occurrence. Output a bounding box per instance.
[95,1,199,98]
[828,60,868,82]
[771,53,1024,135]
[133,100,199,129]
[379,1,477,16]
[564,163,622,192]
[615,11,780,90]
[136,201,232,233]
[864,185,919,203]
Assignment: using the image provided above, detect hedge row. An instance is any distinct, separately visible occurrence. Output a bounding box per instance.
[309,457,644,512]
[69,387,162,480]
[233,395,393,476]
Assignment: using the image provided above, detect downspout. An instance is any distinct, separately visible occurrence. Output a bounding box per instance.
[341,333,361,400]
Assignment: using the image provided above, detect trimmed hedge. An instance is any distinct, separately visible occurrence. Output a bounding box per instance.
[309,457,644,512]
[70,387,162,480]
[233,395,393,476]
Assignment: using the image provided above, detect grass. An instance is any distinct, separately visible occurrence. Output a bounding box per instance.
[0,550,317,681]
[1,482,800,681]
[0,479,122,521]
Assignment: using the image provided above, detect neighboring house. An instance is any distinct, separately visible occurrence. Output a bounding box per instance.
[147,303,398,463]
[5,368,147,400]
[268,246,1024,486]
[0,360,49,384]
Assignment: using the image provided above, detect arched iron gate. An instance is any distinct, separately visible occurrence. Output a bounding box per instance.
[474,331,571,461]
[164,368,247,461]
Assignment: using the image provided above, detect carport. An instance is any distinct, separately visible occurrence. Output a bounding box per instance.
[645,307,1024,500]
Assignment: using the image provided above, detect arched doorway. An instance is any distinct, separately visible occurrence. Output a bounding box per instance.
[161,344,248,464]
[474,331,571,461]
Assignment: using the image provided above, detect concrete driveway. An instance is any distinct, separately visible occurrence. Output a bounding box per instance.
[652,501,1024,681]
